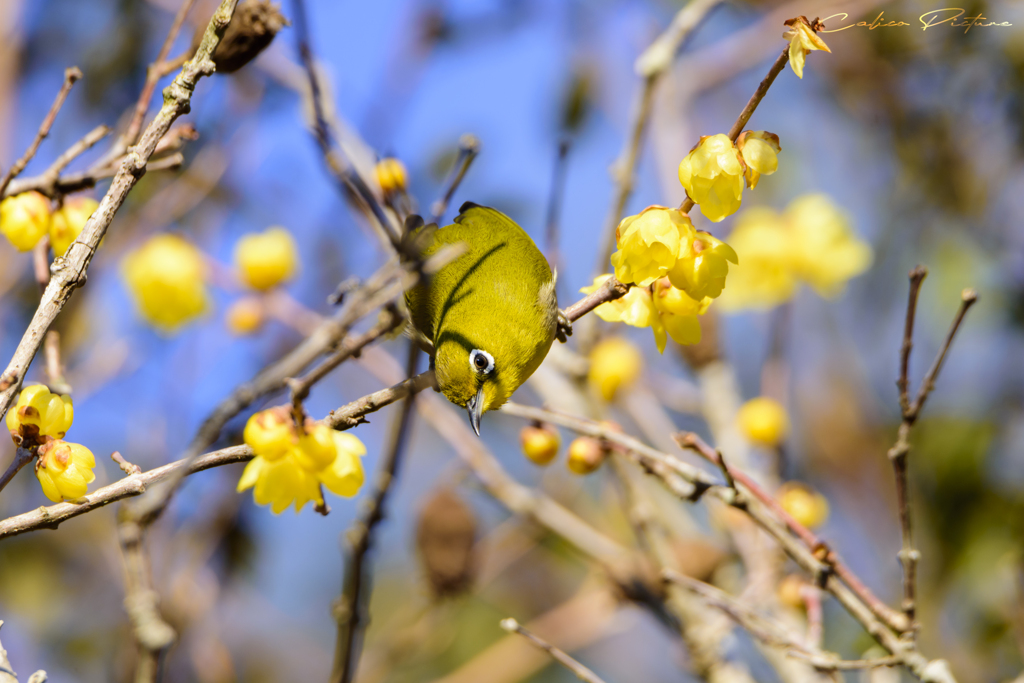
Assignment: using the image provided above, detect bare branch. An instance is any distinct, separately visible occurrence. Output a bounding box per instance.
[430,134,481,224]
[499,618,609,683]
[0,67,82,196]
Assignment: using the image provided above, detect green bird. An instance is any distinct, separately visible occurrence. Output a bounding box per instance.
[406,202,566,435]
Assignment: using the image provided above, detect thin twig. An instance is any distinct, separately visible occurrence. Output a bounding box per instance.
[0,621,46,683]
[0,67,82,197]
[291,0,402,251]
[888,279,978,629]
[898,266,928,414]
[592,0,723,277]
[0,448,35,498]
[679,45,790,214]
[331,342,420,683]
[499,618,609,683]
[677,431,910,633]
[0,0,239,432]
[544,139,570,268]
[113,0,199,157]
[43,330,71,395]
[430,134,480,224]
[39,124,111,187]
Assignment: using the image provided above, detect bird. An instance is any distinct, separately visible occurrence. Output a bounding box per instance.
[405,202,568,435]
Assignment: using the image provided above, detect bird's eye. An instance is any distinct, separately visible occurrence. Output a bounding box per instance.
[469,349,494,375]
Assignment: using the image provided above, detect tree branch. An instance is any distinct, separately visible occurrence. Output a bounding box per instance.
[0,0,239,429]
[499,618,609,683]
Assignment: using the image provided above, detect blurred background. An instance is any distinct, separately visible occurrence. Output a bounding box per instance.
[0,0,1023,681]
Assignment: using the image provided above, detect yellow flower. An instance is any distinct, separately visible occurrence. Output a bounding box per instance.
[234,227,299,291]
[566,436,605,475]
[0,191,50,252]
[737,131,781,189]
[668,230,738,301]
[226,297,265,335]
[651,278,711,351]
[784,194,872,297]
[778,482,829,529]
[610,206,695,286]
[35,440,95,502]
[238,409,365,513]
[717,196,872,312]
[783,16,831,80]
[678,134,745,223]
[582,276,655,327]
[122,234,209,332]
[737,396,789,447]
[6,384,73,445]
[49,197,98,257]
[520,423,560,466]
[588,337,643,401]
[716,208,798,311]
[375,157,408,195]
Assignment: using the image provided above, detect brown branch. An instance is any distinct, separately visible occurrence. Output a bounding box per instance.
[543,139,570,267]
[499,618,609,683]
[114,0,199,157]
[430,133,481,224]
[291,0,402,251]
[677,431,910,633]
[331,343,420,683]
[43,330,71,396]
[898,266,928,414]
[563,276,629,323]
[0,448,34,498]
[0,0,239,432]
[593,0,723,277]
[0,621,46,683]
[0,67,82,197]
[37,124,111,190]
[888,279,978,629]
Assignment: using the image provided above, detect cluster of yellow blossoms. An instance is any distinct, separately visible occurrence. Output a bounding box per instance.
[121,226,299,335]
[679,132,781,223]
[238,407,365,514]
[588,206,737,351]
[6,385,96,502]
[0,191,99,255]
[718,194,872,311]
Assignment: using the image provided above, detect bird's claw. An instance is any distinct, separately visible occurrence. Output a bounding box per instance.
[556,310,573,344]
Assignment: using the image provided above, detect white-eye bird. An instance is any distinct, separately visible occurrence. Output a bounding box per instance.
[406,202,565,435]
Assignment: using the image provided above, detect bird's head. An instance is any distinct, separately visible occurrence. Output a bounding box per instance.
[433,337,516,436]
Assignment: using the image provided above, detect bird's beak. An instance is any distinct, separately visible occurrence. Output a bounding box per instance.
[466,385,485,437]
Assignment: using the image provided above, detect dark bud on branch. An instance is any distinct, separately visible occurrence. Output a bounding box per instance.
[197,0,289,74]
[416,488,477,599]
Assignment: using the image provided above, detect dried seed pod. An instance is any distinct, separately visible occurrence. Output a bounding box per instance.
[415,488,477,598]
[197,0,289,74]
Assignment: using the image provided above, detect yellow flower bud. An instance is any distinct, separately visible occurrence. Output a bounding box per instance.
[0,191,51,251]
[49,197,99,257]
[567,436,606,475]
[226,296,265,335]
[777,574,807,609]
[610,206,696,287]
[778,482,830,529]
[588,337,642,401]
[520,423,560,465]
[783,16,831,80]
[243,407,296,461]
[667,230,738,301]
[678,134,745,223]
[6,384,73,445]
[122,234,209,332]
[784,194,872,297]
[736,397,789,447]
[737,131,781,189]
[35,440,96,502]
[234,226,299,291]
[374,157,408,195]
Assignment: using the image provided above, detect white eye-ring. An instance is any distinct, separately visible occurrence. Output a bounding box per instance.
[469,349,494,375]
